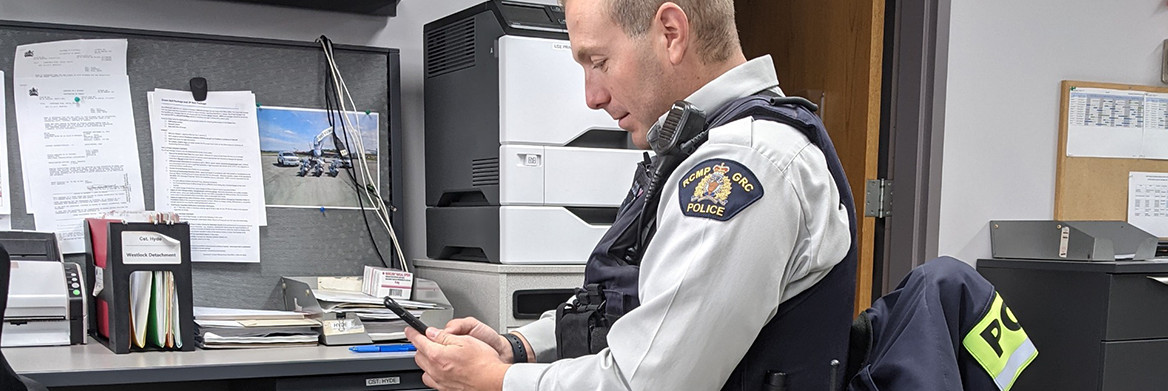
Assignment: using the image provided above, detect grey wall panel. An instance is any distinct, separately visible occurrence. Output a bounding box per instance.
[0,21,402,309]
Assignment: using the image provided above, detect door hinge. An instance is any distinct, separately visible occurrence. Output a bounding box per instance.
[864,179,892,218]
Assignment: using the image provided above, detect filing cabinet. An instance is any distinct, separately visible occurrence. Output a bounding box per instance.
[978,258,1168,390]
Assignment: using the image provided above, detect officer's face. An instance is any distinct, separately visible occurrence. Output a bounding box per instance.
[566,0,675,150]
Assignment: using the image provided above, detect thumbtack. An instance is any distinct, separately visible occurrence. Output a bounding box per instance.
[74,96,81,103]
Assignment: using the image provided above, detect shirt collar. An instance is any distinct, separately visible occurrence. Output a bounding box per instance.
[655,55,784,126]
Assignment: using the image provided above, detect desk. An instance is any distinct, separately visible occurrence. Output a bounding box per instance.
[3,338,429,390]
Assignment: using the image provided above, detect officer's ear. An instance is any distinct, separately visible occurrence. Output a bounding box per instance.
[654,2,690,66]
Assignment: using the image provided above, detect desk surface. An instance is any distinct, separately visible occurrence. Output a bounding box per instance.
[3,338,420,387]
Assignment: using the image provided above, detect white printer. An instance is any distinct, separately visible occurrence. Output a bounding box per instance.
[425,0,643,264]
[1,231,85,347]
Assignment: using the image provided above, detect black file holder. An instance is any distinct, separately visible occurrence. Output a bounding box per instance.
[84,219,195,354]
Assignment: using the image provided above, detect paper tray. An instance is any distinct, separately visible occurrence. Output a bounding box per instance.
[280,276,453,345]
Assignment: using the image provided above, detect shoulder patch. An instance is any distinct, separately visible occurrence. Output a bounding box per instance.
[677,159,764,221]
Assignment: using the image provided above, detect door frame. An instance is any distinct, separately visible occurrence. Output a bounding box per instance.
[874,0,951,295]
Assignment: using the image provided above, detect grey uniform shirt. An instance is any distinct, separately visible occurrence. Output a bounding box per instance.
[504,55,852,391]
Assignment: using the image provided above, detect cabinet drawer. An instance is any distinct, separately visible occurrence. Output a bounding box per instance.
[1105,273,1168,340]
[276,371,428,390]
[1101,339,1168,390]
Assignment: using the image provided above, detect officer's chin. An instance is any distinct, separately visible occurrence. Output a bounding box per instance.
[628,128,651,150]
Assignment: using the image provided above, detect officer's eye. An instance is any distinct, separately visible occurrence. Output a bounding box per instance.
[592,59,608,71]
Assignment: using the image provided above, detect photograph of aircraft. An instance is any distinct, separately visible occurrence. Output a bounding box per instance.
[257,106,379,209]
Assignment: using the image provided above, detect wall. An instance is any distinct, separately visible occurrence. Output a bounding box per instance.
[939,0,1168,263]
[0,0,562,269]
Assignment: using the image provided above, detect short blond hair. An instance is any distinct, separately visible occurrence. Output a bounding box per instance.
[566,0,740,64]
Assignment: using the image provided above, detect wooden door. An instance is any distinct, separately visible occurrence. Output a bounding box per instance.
[735,0,885,313]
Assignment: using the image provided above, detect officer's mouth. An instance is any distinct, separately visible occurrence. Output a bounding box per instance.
[616,114,632,131]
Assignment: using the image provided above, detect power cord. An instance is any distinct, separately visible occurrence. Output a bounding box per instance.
[318,35,408,272]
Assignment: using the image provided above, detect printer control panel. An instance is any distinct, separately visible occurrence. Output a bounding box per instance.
[499,1,567,33]
[65,263,82,297]
[63,262,86,344]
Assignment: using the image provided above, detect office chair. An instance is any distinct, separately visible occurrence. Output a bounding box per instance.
[0,244,50,391]
[844,256,1037,391]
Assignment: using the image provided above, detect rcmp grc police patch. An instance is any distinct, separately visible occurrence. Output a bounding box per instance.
[678,159,764,221]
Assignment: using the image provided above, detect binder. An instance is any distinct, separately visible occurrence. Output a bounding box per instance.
[85,218,195,354]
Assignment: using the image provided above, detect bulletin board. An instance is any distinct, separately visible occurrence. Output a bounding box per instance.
[1054,80,1168,235]
[0,20,405,309]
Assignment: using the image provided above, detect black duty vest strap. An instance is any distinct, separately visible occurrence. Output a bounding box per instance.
[558,95,859,391]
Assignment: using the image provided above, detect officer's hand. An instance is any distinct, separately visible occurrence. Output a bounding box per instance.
[407,326,509,391]
[443,317,513,362]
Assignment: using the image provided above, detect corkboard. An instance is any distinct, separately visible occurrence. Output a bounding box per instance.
[1054,80,1168,237]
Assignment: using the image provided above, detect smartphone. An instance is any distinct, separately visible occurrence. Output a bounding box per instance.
[383,296,429,334]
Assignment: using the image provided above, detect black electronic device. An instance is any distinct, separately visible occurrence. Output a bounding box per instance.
[643,100,709,205]
[647,100,708,157]
[63,262,86,345]
[383,297,428,334]
[0,231,62,262]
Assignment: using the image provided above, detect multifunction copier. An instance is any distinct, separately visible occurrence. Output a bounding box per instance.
[424,0,642,264]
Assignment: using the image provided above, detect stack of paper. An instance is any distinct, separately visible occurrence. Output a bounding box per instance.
[311,289,444,341]
[193,307,320,349]
[128,271,183,349]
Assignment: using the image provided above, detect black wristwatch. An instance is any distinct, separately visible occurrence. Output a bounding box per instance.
[503,333,529,364]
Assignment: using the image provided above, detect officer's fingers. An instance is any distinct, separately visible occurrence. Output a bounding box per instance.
[408,332,442,372]
[443,317,481,335]
[447,318,505,349]
[406,327,443,353]
[427,327,460,345]
[413,348,435,372]
[404,325,424,342]
[405,328,429,363]
[421,372,439,390]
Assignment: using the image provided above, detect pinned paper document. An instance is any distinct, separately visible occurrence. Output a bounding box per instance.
[14,39,145,253]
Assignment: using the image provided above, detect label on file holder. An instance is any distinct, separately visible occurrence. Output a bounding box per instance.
[93,267,104,296]
[322,318,366,336]
[121,231,182,264]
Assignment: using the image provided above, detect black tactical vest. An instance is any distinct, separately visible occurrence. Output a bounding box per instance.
[556,95,858,391]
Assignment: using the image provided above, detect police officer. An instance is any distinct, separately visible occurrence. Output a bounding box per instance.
[406,1,854,390]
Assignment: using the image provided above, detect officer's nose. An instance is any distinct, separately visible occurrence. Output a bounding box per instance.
[584,74,609,111]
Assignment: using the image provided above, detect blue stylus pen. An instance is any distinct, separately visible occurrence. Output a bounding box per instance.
[349,343,417,353]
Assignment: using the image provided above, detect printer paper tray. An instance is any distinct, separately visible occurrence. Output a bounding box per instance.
[1,319,71,347]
